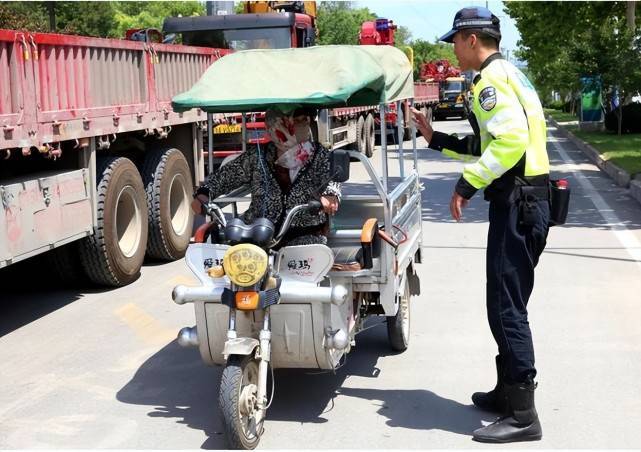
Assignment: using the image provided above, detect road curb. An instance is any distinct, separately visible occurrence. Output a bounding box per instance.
[547,115,641,206]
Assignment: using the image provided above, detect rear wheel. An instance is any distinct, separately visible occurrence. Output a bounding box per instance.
[355,115,367,154]
[79,157,148,287]
[220,355,264,450]
[364,113,375,158]
[387,278,411,352]
[141,148,193,261]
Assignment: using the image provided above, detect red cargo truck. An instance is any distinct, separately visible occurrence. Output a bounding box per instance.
[0,28,230,285]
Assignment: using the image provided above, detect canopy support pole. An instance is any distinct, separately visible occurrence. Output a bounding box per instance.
[397,100,405,179]
[242,113,247,154]
[410,99,418,170]
[380,106,388,193]
[207,113,214,176]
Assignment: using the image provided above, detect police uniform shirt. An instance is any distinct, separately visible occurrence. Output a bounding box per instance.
[429,53,550,200]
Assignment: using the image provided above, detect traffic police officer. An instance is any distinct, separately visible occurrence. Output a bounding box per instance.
[412,7,549,443]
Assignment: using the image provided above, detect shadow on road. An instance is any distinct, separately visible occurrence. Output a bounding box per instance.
[117,318,494,448]
[0,252,88,337]
[337,387,493,435]
[116,339,227,449]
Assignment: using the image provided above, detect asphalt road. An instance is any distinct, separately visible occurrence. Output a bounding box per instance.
[1,118,641,449]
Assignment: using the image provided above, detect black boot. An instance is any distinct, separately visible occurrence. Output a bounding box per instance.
[471,355,509,414]
[472,380,542,443]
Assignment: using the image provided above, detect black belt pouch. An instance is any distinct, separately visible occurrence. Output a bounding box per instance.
[549,180,570,226]
[518,186,548,227]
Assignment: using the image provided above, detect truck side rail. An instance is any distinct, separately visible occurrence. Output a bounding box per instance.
[0,29,230,150]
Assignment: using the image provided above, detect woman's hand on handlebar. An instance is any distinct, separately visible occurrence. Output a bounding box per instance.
[320,195,339,216]
[191,194,209,215]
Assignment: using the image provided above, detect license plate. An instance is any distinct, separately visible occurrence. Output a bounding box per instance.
[439,103,449,109]
[213,124,242,134]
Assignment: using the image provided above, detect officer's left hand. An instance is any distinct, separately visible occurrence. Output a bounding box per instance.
[450,191,469,222]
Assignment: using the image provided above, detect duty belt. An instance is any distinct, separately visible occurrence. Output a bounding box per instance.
[518,184,550,201]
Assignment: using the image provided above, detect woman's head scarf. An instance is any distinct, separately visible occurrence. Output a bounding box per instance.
[265,109,315,181]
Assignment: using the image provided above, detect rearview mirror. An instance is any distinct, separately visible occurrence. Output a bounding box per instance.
[330,150,350,183]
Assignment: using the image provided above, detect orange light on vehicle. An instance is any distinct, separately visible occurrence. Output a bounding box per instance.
[235,291,260,311]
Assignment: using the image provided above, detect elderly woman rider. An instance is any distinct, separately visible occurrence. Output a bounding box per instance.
[191,108,341,246]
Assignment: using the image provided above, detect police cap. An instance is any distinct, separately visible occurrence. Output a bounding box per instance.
[439,6,501,43]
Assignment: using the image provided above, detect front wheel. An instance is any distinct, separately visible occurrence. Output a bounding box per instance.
[219,355,264,450]
[387,279,411,352]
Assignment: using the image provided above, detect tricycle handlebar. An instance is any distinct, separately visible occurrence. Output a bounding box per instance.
[271,200,322,248]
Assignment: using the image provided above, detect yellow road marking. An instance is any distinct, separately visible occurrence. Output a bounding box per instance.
[167,275,197,286]
[114,303,177,345]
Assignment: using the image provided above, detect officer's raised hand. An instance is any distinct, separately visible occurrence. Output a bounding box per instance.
[411,107,433,143]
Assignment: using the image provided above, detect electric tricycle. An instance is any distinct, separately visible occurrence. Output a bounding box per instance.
[171,45,423,449]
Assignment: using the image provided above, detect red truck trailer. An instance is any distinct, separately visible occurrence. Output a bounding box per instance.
[0,28,230,285]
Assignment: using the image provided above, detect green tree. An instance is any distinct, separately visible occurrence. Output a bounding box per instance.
[111,1,204,38]
[0,1,204,38]
[54,2,118,37]
[504,0,641,128]
[409,38,457,80]
[0,2,48,32]
[394,25,412,48]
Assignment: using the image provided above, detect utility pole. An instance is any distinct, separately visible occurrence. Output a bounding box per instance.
[46,1,56,32]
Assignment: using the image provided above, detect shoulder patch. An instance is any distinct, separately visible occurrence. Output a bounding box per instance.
[479,86,497,111]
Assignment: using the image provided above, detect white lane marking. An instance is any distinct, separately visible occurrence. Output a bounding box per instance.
[549,138,641,271]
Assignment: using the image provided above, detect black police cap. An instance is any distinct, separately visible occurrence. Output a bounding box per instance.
[439,6,501,43]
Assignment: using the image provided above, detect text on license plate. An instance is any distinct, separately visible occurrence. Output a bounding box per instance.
[213,124,242,134]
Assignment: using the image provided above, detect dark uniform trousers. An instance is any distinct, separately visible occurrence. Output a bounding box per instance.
[486,197,549,384]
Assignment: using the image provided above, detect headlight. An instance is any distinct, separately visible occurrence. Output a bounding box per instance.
[223,243,268,287]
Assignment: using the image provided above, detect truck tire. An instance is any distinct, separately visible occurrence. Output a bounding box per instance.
[364,113,375,158]
[356,115,367,154]
[141,148,194,260]
[79,157,148,287]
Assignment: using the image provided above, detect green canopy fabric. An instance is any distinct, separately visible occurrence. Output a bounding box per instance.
[172,45,414,113]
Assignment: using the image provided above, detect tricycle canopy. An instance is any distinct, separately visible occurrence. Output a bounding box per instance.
[171,45,414,113]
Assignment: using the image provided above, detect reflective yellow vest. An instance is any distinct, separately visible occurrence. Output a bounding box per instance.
[439,55,549,198]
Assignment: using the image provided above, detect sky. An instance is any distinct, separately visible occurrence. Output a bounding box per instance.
[354,0,521,60]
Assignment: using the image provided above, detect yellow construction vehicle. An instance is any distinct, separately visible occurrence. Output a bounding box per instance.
[242,1,317,18]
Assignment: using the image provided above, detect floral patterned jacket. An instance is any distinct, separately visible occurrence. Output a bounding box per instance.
[201,142,341,231]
